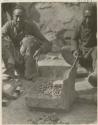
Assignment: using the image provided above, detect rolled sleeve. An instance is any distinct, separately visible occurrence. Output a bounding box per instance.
[30,22,52,53]
[31,22,47,42]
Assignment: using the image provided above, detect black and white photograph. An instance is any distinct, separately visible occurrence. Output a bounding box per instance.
[1,1,97,124]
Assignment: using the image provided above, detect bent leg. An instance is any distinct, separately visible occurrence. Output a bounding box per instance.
[61,46,75,65]
[24,56,38,80]
[88,47,97,87]
[91,47,97,71]
[21,36,39,80]
[2,39,15,78]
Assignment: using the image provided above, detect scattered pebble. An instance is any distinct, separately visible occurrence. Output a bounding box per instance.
[32,112,60,124]
[12,92,19,99]
[2,99,9,107]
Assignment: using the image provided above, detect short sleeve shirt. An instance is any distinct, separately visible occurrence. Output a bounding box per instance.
[2,20,48,48]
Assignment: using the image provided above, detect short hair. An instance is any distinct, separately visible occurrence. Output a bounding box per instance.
[13,5,25,12]
[82,3,97,26]
[83,3,97,15]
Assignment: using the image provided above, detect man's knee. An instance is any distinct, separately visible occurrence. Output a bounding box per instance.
[20,36,40,56]
[91,47,97,71]
[91,47,97,59]
[61,46,75,65]
[2,39,15,65]
[61,46,71,55]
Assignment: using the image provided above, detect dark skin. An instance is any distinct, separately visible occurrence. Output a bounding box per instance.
[13,8,43,58]
[73,9,94,58]
[13,8,25,32]
[83,10,93,27]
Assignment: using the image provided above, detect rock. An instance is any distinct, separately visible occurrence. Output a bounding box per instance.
[25,58,77,111]
[2,82,22,99]
[2,83,15,98]
[93,93,97,104]
[76,66,88,78]
[14,3,84,51]
[53,80,63,88]
[12,92,19,99]
[25,78,77,111]
[88,72,97,87]
[2,99,9,106]
[49,112,59,122]
[77,90,97,105]
[15,86,24,95]
[31,112,59,124]
[52,56,59,60]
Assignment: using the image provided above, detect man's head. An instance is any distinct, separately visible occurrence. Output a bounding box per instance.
[83,9,92,26]
[83,4,97,26]
[13,5,26,28]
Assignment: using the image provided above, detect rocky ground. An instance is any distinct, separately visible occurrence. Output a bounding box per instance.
[2,54,97,124]
[2,78,97,124]
[2,3,97,124]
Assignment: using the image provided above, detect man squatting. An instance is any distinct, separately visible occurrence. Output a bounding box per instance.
[2,4,97,87]
[61,4,97,87]
[2,5,52,80]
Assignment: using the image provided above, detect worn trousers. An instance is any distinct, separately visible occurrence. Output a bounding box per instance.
[2,38,38,79]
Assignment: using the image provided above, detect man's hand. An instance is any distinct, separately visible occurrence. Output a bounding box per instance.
[72,50,79,58]
[33,49,41,60]
[72,49,82,58]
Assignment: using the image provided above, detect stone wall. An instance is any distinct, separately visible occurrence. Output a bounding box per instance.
[2,3,87,52]
[21,3,86,52]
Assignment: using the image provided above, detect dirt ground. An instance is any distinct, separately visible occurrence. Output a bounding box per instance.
[2,54,97,124]
[2,3,97,124]
[2,77,97,124]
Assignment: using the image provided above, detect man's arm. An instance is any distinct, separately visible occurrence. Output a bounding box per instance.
[30,22,52,54]
[2,22,12,49]
[2,21,12,42]
[31,22,48,42]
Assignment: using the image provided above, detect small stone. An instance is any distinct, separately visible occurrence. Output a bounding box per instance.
[12,92,19,99]
[2,99,9,106]
[52,56,59,60]
[32,120,37,124]
[2,83,15,98]
[57,120,63,124]
[93,93,97,104]
[50,112,59,122]
[53,80,63,88]
[15,86,21,95]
